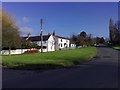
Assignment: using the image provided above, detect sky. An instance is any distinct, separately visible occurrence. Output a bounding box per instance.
[2,0,120,2]
[2,2,118,38]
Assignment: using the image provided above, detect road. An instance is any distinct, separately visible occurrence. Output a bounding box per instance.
[2,46,119,88]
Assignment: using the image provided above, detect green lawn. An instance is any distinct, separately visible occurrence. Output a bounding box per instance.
[2,46,97,70]
[112,46,120,50]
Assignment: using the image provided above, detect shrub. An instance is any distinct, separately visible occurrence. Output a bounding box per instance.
[24,50,39,54]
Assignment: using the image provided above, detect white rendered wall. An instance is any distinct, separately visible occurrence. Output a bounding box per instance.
[70,44,76,48]
[47,35,55,51]
[58,38,70,49]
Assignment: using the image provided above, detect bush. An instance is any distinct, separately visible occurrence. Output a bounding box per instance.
[24,50,39,54]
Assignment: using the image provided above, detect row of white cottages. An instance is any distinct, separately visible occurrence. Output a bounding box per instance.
[24,34,76,51]
[1,34,76,55]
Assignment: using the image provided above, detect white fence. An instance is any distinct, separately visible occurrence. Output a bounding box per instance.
[0,48,47,55]
[39,49,47,53]
[1,46,77,55]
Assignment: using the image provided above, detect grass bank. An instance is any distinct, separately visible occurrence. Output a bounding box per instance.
[2,46,97,70]
[111,45,120,50]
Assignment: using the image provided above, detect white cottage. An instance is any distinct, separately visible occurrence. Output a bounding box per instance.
[26,33,72,51]
[53,35,70,50]
[29,34,71,51]
[28,34,55,52]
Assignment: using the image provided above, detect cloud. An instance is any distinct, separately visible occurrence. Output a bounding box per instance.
[22,17,29,23]
[19,27,33,35]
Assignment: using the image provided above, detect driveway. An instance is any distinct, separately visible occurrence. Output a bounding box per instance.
[2,46,119,88]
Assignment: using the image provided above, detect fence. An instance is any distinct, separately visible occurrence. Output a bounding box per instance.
[1,46,78,55]
[0,48,47,55]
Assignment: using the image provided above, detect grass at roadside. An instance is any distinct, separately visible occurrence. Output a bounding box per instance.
[2,46,97,70]
[111,45,120,50]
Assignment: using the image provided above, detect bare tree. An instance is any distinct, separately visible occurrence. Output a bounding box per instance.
[109,18,120,45]
[70,32,95,47]
[0,9,2,51]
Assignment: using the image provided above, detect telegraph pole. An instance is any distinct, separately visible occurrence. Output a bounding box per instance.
[40,18,43,53]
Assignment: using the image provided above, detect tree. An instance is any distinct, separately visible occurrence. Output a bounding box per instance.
[2,11,21,55]
[79,31,87,46]
[87,34,95,46]
[70,34,79,46]
[118,20,120,44]
[80,31,87,38]
[0,10,2,51]
[109,18,114,42]
[70,31,96,47]
[109,18,120,45]
[99,37,105,44]
[70,32,94,47]
[95,37,105,45]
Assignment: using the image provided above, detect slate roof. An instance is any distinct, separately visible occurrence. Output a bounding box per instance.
[22,35,50,41]
[22,35,70,41]
[55,35,70,40]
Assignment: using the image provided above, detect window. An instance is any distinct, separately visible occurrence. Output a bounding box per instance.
[61,39,62,42]
[64,43,66,46]
[64,43,67,48]
[61,44,62,47]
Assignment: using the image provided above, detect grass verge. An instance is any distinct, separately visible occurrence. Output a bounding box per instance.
[111,45,120,50]
[2,46,97,70]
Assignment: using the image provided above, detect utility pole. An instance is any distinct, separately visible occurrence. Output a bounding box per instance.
[40,18,43,53]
